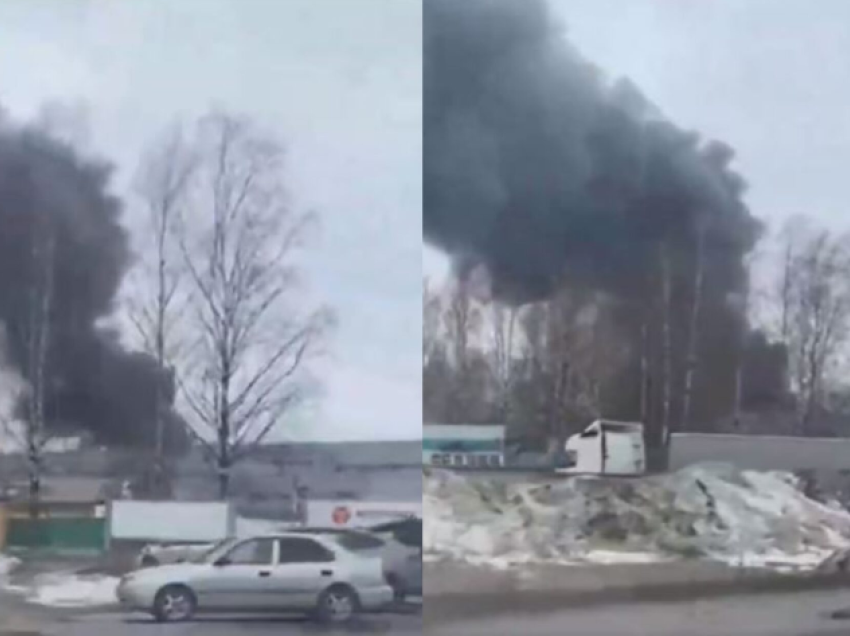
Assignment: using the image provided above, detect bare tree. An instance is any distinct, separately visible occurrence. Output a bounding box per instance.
[423,278,443,368]
[444,279,479,370]
[442,279,482,420]
[658,241,674,450]
[22,221,55,516]
[776,220,805,343]
[178,113,332,498]
[783,230,850,433]
[489,302,518,421]
[422,278,452,422]
[731,260,752,429]
[639,317,651,424]
[547,291,589,441]
[517,286,628,446]
[126,124,197,495]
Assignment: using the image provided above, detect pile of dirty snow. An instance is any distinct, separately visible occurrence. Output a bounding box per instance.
[424,464,850,570]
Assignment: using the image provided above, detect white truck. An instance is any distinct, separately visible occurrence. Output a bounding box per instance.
[557,419,646,476]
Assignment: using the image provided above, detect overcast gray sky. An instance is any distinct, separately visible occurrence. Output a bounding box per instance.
[425,0,850,279]
[0,0,421,442]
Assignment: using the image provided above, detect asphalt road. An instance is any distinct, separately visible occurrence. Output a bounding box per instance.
[0,601,421,635]
[422,589,850,636]
[44,610,422,635]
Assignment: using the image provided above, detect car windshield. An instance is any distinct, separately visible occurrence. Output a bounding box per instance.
[195,538,239,564]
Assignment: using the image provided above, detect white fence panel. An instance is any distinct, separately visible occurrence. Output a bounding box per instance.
[110,500,234,542]
[305,500,422,528]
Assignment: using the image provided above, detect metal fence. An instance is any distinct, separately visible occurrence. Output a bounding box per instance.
[4,517,107,552]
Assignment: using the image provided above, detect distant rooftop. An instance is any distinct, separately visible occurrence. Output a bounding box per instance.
[424,424,505,440]
[250,439,422,467]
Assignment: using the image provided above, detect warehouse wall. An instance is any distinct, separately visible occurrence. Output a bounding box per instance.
[669,433,850,472]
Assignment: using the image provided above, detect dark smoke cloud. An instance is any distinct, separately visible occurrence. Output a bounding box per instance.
[424,0,760,304]
[0,114,187,450]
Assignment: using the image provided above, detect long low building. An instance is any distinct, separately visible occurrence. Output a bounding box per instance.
[424,423,850,475]
[669,432,850,472]
[423,424,505,468]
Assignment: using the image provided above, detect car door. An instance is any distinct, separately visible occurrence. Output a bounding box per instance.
[262,537,337,610]
[193,538,277,610]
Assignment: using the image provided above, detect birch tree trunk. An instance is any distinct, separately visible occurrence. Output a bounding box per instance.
[129,124,196,498]
[639,316,650,424]
[176,113,331,499]
[681,221,707,432]
[659,242,674,467]
[27,229,55,518]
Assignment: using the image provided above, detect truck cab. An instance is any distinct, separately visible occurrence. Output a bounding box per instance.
[558,420,646,475]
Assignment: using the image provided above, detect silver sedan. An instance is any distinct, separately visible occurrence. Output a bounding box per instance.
[116,532,393,624]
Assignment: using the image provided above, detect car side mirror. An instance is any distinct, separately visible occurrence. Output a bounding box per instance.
[213,557,231,567]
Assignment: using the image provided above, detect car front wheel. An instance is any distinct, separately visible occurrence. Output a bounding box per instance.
[153,585,196,623]
[315,585,360,624]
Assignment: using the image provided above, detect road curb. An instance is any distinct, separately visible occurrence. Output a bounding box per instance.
[425,571,850,624]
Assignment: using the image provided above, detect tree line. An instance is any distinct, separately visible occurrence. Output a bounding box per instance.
[423,217,850,468]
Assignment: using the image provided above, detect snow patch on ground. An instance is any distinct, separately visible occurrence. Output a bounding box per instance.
[21,572,119,608]
[424,464,850,570]
[0,553,20,578]
[579,550,671,565]
[719,549,832,572]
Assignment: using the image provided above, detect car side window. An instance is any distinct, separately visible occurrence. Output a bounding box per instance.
[336,531,385,551]
[277,537,335,564]
[224,539,275,565]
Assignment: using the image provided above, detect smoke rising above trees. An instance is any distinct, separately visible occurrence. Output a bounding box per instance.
[0,108,331,473]
[422,0,816,462]
[0,112,188,451]
[424,0,760,304]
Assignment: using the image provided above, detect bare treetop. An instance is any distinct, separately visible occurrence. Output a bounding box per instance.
[173,112,333,497]
[128,123,196,366]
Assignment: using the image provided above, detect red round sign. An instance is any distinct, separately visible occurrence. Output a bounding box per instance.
[332,506,351,525]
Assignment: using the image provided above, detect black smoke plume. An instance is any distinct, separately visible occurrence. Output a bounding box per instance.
[0,114,188,450]
[424,0,760,304]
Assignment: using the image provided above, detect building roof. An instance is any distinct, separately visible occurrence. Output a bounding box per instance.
[424,424,506,440]
[252,440,422,468]
[2,476,108,503]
